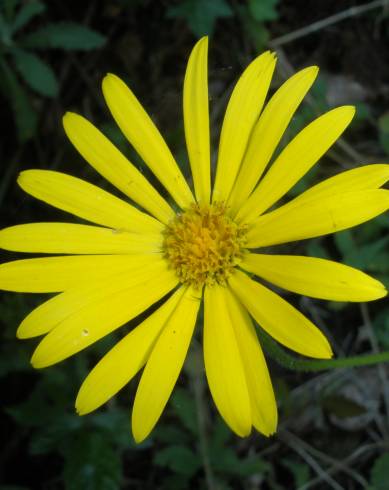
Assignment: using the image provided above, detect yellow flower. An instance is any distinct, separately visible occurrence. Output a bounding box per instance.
[1,38,388,442]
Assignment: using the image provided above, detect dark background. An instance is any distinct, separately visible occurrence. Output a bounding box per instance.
[0,1,389,489]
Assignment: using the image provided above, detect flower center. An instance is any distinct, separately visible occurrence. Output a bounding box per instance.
[163,203,247,288]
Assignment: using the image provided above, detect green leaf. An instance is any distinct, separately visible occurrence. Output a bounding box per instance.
[374,308,389,349]
[153,424,191,445]
[248,0,279,21]
[334,230,357,257]
[234,457,269,477]
[354,102,371,123]
[209,417,231,450]
[154,445,201,477]
[22,21,106,50]
[378,112,389,156]
[29,414,83,455]
[10,1,45,34]
[2,0,21,21]
[12,48,58,97]
[283,458,311,488]
[341,235,389,271]
[0,11,12,45]
[0,55,37,141]
[166,0,233,37]
[62,432,122,490]
[370,453,389,490]
[306,240,330,259]
[171,387,198,435]
[90,410,135,448]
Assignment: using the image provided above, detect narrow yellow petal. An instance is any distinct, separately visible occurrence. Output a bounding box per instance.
[18,257,169,339]
[243,253,387,302]
[18,170,163,234]
[292,163,389,207]
[229,270,333,359]
[212,51,276,202]
[0,223,162,254]
[228,66,319,214]
[203,285,252,437]
[247,190,389,248]
[184,37,211,204]
[30,264,178,367]
[76,287,186,415]
[0,254,163,293]
[225,287,277,436]
[236,106,355,223]
[102,74,194,209]
[132,286,201,443]
[63,112,174,224]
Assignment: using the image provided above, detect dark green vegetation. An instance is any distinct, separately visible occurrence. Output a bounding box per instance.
[1,0,389,488]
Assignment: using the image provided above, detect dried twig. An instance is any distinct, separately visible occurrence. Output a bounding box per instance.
[270,0,389,48]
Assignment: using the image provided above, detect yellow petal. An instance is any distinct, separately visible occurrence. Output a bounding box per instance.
[63,112,174,224]
[247,189,389,247]
[76,287,186,415]
[225,287,277,435]
[292,163,389,207]
[229,270,333,359]
[102,74,194,209]
[184,37,211,204]
[212,51,276,203]
[242,253,387,302]
[0,254,162,293]
[18,170,163,234]
[0,223,162,254]
[228,66,319,214]
[30,264,178,367]
[203,285,251,437]
[132,286,201,443]
[236,106,355,223]
[18,257,170,339]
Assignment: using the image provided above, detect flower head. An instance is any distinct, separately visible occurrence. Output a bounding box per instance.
[1,37,388,442]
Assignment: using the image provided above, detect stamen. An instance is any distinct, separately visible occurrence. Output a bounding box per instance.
[163,203,247,288]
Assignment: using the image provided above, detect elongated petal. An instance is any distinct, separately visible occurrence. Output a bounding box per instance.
[18,170,163,234]
[0,254,162,293]
[63,112,174,224]
[0,223,162,254]
[225,287,277,435]
[236,106,355,223]
[247,190,389,247]
[229,270,332,359]
[212,51,276,202]
[292,164,389,207]
[184,37,211,204]
[246,163,389,234]
[76,287,186,415]
[102,74,194,209]
[30,265,178,366]
[204,285,251,437]
[242,253,387,302]
[228,66,319,214]
[18,258,170,339]
[132,286,201,443]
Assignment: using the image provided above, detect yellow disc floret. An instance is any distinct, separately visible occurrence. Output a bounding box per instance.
[163,203,247,288]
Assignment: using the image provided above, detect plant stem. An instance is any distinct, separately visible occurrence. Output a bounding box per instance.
[190,348,217,490]
[270,0,389,48]
[258,329,389,372]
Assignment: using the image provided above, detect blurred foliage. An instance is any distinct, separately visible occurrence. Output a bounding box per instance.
[0,0,106,142]
[1,0,389,489]
[166,0,233,37]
